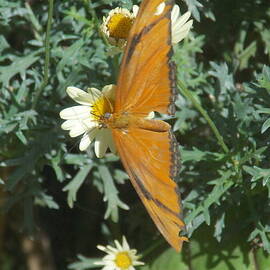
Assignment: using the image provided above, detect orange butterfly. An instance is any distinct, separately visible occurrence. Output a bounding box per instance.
[104,0,188,251]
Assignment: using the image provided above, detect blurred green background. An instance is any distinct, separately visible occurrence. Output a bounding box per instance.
[1,0,270,269]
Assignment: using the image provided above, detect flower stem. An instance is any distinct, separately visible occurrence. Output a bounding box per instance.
[32,0,54,109]
[177,80,229,154]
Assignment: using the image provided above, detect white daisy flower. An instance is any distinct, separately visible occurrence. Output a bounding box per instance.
[101,7,135,49]
[59,85,116,158]
[101,4,192,53]
[94,236,144,270]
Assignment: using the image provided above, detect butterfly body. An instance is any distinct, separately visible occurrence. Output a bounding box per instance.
[105,113,170,133]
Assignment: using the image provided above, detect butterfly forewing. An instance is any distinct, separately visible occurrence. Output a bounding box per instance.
[114,0,176,116]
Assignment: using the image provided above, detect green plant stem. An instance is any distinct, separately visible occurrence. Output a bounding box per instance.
[177,80,229,154]
[32,0,54,109]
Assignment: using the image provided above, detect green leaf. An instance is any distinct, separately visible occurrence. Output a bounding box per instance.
[186,171,234,234]
[203,205,210,225]
[181,147,221,163]
[98,165,129,222]
[243,166,270,186]
[0,35,9,52]
[35,192,59,209]
[209,62,234,93]
[185,0,203,22]
[238,41,257,70]
[214,213,225,242]
[0,52,39,86]
[248,223,270,253]
[15,130,27,145]
[258,108,270,115]
[181,147,207,162]
[114,169,128,184]
[56,39,84,73]
[63,164,93,208]
[50,150,65,182]
[258,65,270,91]
[261,118,270,133]
[64,153,89,165]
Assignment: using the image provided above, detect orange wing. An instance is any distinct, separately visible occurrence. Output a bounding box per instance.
[114,0,177,116]
[112,128,187,251]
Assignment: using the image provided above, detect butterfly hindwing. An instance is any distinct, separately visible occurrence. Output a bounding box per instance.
[112,128,187,251]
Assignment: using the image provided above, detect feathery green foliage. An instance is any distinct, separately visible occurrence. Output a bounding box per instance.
[0,0,270,269]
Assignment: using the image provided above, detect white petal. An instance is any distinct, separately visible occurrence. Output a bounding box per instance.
[102,266,114,270]
[171,5,180,22]
[133,261,144,266]
[94,129,112,158]
[132,5,139,16]
[171,10,192,44]
[94,261,106,266]
[107,261,116,267]
[114,239,123,251]
[122,236,130,250]
[106,245,118,253]
[82,118,99,129]
[102,84,116,102]
[87,87,103,102]
[155,2,165,16]
[62,119,97,136]
[61,120,77,130]
[66,86,98,105]
[69,125,87,137]
[146,111,155,119]
[103,254,115,260]
[173,11,191,29]
[97,245,107,251]
[79,129,98,151]
[70,122,96,137]
[79,133,91,151]
[172,20,193,44]
[59,106,90,120]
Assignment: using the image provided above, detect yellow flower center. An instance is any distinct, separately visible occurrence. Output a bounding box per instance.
[115,252,132,269]
[91,95,113,122]
[107,13,134,40]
